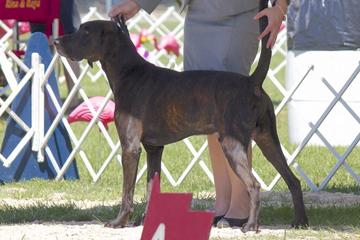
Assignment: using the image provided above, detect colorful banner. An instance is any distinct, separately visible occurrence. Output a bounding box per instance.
[0,0,55,22]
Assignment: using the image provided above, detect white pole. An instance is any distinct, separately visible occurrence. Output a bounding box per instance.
[105,0,112,13]
[37,64,45,162]
[0,50,18,91]
[31,53,41,152]
[52,19,59,41]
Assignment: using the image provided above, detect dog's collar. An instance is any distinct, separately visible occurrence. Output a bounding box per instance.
[114,15,130,37]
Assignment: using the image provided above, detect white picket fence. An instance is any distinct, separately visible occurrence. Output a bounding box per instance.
[0,6,359,191]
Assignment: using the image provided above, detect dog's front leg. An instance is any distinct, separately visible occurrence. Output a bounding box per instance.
[105,143,141,228]
[105,113,142,228]
[143,144,164,197]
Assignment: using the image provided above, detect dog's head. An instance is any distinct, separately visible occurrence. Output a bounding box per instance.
[54,20,129,67]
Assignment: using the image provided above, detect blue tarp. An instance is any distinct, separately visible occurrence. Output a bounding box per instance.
[0,33,79,182]
[287,0,360,50]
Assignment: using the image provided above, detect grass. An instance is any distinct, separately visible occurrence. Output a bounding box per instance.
[0,36,359,239]
[0,202,360,227]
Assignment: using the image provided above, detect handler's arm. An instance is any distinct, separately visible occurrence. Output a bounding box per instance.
[108,0,161,19]
[254,0,290,48]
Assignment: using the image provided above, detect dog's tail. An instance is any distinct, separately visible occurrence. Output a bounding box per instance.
[250,0,272,88]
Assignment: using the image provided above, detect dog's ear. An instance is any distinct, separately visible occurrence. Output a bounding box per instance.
[88,60,93,68]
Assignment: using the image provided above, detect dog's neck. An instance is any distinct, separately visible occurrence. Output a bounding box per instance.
[100,32,151,93]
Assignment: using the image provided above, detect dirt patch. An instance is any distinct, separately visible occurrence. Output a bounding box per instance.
[0,222,296,240]
[0,223,358,240]
[0,222,143,240]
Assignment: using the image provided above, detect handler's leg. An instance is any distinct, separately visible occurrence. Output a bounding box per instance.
[184,7,258,227]
[224,144,252,219]
[209,135,250,220]
[207,10,258,226]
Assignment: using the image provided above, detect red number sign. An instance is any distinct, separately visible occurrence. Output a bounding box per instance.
[141,173,214,240]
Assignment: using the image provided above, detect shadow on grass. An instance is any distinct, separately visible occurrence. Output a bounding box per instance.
[0,202,145,226]
[323,184,360,195]
[1,201,360,229]
[260,205,360,227]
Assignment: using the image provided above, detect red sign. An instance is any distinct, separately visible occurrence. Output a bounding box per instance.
[0,0,59,22]
[141,173,214,240]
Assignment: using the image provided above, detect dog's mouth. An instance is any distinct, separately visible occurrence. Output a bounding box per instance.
[69,56,82,62]
[54,41,81,62]
[54,40,97,64]
[55,47,82,62]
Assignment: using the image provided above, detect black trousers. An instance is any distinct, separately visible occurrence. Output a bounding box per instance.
[30,0,80,35]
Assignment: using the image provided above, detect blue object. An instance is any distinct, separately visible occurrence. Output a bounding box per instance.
[0,32,79,182]
[287,0,360,50]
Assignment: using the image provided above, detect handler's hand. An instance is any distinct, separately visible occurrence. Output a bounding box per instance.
[108,0,141,20]
[254,5,285,49]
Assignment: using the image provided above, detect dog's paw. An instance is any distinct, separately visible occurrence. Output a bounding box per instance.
[241,222,259,233]
[104,219,127,228]
[291,216,309,229]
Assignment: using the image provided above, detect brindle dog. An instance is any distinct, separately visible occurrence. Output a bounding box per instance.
[54,0,308,232]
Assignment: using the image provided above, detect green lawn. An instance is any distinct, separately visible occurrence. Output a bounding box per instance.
[1,201,360,226]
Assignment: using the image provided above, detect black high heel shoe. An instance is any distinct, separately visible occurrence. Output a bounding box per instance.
[217,217,249,228]
[212,215,225,226]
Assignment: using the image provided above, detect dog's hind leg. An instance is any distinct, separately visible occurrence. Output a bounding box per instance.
[105,114,142,228]
[254,110,308,228]
[219,135,260,232]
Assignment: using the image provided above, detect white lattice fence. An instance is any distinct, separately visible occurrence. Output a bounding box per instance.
[77,6,184,85]
[0,6,359,190]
